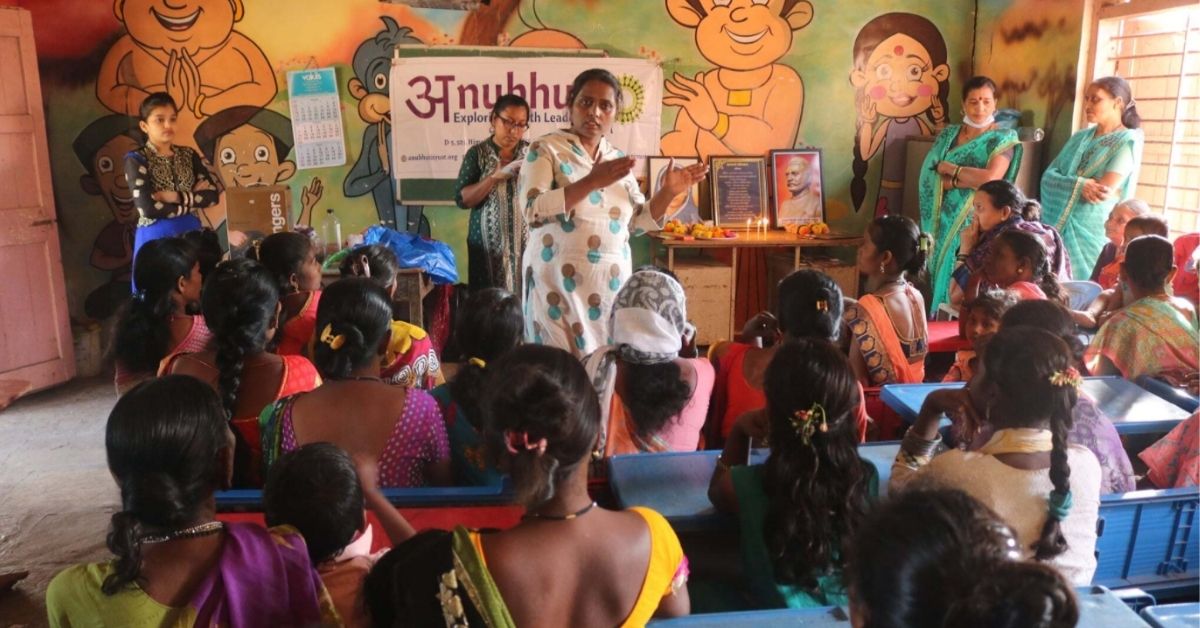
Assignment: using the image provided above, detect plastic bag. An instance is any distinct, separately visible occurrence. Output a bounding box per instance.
[362,225,459,285]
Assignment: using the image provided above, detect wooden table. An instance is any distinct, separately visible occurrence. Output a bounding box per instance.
[649,232,863,341]
[880,377,1192,435]
[321,267,432,325]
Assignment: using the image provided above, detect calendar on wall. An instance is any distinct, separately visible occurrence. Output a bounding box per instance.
[287,67,347,170]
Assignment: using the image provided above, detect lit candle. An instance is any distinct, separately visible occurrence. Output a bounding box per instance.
[746,217,752,234]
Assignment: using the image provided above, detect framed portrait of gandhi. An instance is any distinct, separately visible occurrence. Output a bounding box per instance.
[769,149,826,228]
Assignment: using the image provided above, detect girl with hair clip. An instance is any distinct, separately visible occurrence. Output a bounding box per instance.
[164,259,321,487]
[123,92,219,284]
[710,269,869,446]
[1042,76,1144,279]
[582,269,714,455]
[250,231,322,357]
[259,277,451,488]
[340,243,443,388]
[952,180,1071,307]
[708,339,875,609]
[891,326,1102,584]
[847,488,1079,628]
[454,93,531,293]
[112,237,210,394]
[430,287,523,485]
[983,300,1135,494]
[1086,235,1199,385]
[364,345,690,626]
[46,376,338,626]
[843,215,930,387]
[985,229,1068,304]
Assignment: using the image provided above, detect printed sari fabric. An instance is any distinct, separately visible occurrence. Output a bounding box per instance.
[1085,294,1199,384]
[453,138,530,293]
[843,287,928,386]
[953,215,1072,298]
[919,125,1022,311]
[381,320,442,389]
[1140,412,1200,489]
[731,464,877,609]
[430,383,504,486]
[46,523,338,627]
[1040,127,1142,280]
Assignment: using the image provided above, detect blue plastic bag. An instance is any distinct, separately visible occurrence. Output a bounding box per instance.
[362,225,459,285]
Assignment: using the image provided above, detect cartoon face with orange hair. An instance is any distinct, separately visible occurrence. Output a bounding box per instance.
[661,0,813,160]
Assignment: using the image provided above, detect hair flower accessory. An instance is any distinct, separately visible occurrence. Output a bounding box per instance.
[814,299,829,312]
[1048,367,1082,389]
[319,323,345,350]
[467,357,487,369]
[503,430,548,456]
[789,402,828,445]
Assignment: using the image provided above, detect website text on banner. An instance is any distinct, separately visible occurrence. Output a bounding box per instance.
[389,56,664,182]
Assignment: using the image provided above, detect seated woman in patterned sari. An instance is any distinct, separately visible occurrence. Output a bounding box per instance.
[1041,76,1144,280]
[47,376,336,626]
[1086,235,1199,386]
[919,76,1022,313]
[363,345,690,626]
[843,216,930,387]
[952,180,1071,308]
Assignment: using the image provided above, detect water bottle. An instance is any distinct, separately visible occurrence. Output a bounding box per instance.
[320,208,342,258]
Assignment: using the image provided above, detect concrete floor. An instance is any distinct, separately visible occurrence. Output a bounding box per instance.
[0,377,118,627]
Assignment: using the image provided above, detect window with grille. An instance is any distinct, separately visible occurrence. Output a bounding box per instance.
[1092,1,1200,237]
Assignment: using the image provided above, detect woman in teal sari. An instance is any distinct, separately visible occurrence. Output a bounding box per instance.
[1041,76,1144,280]
[920,76,1022,312]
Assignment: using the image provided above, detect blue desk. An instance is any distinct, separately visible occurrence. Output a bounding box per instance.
[609,444,901,532]
[646,587,1144,626]
[881,377,1190,435]
[215,481,513,511]
[1141,602,1200,628]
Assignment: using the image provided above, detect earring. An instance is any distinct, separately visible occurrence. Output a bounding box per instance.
[879,263,886,274]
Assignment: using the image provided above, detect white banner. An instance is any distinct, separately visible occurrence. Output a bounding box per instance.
[389,56,662,181]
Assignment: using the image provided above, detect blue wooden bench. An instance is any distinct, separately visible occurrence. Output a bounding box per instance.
[1141,602,1200,627]
[647,586,1148,626]
[215,480,513,511]
[1095,487,1200,597]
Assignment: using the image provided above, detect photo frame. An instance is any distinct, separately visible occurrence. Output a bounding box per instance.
[709,156,768,228]
[648,157,704,223]
[769,149,826,227]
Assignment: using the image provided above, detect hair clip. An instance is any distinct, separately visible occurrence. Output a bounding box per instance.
[503,430,548,457]
[251,239,262,258]
[467,357,487,369]
[814,299,829,312]
[355,255,371,279]
[917,234,932,253]
[132,288,148,303]
[1048,367,1082,389]
[319,323,345,351]
[789,402,828,445]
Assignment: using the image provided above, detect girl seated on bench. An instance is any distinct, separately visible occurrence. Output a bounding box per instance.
[251,232,322,358]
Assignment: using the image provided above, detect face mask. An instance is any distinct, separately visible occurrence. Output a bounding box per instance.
[963,113,995,129]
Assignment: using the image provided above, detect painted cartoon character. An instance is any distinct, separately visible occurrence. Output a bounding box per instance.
[849,13,950,217]
[97,0,276,151]
[194,106,324,250]
[344,16,427,233]
[661,0,814,160]
[73,115,144,319]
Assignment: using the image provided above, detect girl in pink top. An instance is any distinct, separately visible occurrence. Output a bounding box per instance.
[985,229,1068,304]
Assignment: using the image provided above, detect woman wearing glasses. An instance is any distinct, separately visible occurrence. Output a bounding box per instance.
[454,94,532,293]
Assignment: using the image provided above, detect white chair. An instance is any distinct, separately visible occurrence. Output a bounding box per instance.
[1062,280,1103,311]
[935,303,960,321]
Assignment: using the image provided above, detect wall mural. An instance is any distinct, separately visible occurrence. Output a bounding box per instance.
[16,0,1077,323]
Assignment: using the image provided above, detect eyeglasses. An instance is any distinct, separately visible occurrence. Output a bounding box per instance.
[495,115,529,131]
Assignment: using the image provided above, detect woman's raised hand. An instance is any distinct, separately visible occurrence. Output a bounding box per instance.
[659,158,708,198]
[584,155,636,189]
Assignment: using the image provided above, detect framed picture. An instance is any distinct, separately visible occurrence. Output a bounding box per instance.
[648,157,704,223]
[769,149,825,227]
[710,156,768,228]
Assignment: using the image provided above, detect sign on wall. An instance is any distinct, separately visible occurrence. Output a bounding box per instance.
[287,68,348,170]
[389,56,663,181]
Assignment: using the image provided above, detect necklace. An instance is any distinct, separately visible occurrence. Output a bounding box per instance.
[140,521,224,545]
[522,501,597,521]
[872,277,907,295]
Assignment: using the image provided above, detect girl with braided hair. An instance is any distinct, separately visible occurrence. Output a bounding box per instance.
[847,488,1078,628]
[46,376,337,625]
[891,326,1101,584]
[164,258,320,487]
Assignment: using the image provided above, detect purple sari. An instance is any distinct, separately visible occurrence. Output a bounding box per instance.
[953,215,1072,291]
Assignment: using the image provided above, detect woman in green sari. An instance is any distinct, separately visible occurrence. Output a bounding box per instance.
[920,76,1022,312]
[1041,76,1144,280]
